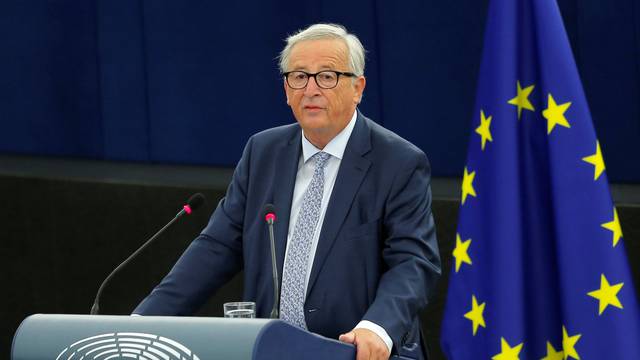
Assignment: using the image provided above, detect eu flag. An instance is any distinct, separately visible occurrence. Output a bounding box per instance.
[440,0,640,358]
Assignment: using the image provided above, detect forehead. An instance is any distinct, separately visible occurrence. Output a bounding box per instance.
[287,38,349,70]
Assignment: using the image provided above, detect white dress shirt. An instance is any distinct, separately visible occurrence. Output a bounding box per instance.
[283,110,393,352]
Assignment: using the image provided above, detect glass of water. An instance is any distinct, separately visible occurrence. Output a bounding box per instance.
[223,302,256,318]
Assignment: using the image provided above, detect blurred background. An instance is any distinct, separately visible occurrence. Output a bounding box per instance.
[1,1,638,359]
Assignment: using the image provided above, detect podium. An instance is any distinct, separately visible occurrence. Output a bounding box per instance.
[12,314,356,360]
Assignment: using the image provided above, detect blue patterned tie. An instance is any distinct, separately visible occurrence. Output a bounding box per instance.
[280,151,331,329]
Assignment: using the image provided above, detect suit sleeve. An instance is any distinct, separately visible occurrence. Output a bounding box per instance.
[361,150,441,349]
[133,136,254,315]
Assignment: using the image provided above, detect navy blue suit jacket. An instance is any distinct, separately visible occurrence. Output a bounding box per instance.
[134,112,441,359]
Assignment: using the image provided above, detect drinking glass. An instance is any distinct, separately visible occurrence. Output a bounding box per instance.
[223,302,255,318]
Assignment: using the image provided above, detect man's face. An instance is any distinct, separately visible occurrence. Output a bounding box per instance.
[284,39,366,147]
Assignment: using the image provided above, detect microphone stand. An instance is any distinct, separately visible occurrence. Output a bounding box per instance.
[267,218,279,318]
[90,194,204,315]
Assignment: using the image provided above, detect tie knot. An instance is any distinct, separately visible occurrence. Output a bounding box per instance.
[313,151,331,169]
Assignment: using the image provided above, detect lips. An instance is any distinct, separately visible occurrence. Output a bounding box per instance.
[304,105,324,110]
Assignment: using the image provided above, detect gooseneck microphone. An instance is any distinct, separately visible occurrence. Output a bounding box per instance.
[263,204,279,319]
[90,193,206,315]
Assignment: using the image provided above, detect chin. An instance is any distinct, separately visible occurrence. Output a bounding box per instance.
[302,117,330,130]
[296,111,327,127]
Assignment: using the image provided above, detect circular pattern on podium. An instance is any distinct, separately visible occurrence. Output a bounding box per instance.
[56,332,201,360]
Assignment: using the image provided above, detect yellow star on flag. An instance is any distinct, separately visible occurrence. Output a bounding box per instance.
[562,326,581,360]
[582,141,605,180]
[601,207,623,247]
[492,337,523,360]
[475,110,493,150]
[461,166,477,205]
[452,233,472,272]
[587,274,624,315]
[541,341,564,360]
[507,81,535,119]
[542,94,571,134]
[463,294,485,335]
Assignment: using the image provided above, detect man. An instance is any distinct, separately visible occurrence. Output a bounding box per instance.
[134,23,441,360]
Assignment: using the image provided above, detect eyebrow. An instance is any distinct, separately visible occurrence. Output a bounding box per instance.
[289,62,339,72]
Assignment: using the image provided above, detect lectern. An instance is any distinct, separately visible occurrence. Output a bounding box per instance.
[12,314,356,360]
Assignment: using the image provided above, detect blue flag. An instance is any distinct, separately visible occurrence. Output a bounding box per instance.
[440,0,640,359]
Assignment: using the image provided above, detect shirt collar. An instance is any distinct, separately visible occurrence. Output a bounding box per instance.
[301,110,358,163]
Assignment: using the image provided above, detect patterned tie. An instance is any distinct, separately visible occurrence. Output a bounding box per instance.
[280,151,331,329]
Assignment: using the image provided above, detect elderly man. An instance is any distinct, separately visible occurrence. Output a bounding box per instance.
[134,23,441,360]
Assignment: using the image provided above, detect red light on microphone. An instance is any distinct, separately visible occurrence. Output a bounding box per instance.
[265,213,276,223]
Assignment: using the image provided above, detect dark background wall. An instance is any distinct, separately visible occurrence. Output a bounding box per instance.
[0,0,639,181]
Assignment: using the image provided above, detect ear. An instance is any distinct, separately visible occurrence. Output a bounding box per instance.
[283,79,290,105]
[353,76,366,104]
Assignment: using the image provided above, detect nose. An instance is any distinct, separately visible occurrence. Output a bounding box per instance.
[303,75,322,96]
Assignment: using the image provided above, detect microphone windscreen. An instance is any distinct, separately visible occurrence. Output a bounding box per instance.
[187,193,206,211]
[263,203,276,221]
[263,203,276,216]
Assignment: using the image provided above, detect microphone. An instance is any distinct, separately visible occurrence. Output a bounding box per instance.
[90,193,206,315]
[263,203,279,319]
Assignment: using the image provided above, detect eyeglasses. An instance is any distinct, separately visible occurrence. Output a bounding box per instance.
[283,70,357,89]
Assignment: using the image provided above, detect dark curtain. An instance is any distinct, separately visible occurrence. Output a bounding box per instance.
[1,0,639,181]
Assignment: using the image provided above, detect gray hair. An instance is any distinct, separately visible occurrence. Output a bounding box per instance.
[278,23,366,76]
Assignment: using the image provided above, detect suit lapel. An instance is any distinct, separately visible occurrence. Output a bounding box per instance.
[306,113,372,297]
[272,128,302,284]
